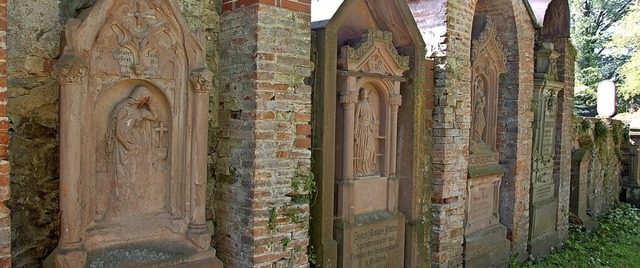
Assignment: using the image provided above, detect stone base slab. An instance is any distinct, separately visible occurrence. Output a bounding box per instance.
[464,224,510,268]
[334,211,405,268]
[46,240,222,268]
[528,230,558,257]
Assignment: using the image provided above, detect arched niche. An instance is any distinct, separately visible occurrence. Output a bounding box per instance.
[92,80,174,225]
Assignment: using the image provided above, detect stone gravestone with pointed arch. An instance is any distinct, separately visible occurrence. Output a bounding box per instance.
[334,29,408,268]
[465,18,510,268]
[46,0,222,267]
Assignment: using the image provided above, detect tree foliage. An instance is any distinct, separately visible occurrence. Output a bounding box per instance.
[571,0,634,115]
[609,0,640,112]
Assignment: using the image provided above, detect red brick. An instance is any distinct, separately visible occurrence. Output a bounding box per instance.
[294,138,311,148]
[293,112,310,122]
[281,0,310,13]
[275,151,289,159]
[0,162,8,175]
[295,124,311,135]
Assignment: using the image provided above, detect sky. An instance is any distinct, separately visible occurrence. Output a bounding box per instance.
[311,0,550,24]
[311,0,344,22]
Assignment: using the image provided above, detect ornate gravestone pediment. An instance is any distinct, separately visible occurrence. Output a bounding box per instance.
[48,0,221,267]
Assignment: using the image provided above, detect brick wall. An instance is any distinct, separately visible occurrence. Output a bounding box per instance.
[490,0,535,259]
[0,0,8,264]
[409,0,469,266]
[410,0,535,265]
[217,3,311,267]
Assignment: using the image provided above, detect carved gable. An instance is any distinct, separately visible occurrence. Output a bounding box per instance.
[339,29,409,76]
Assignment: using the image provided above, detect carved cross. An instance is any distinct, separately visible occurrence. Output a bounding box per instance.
[129,0,156,31]
[154,121,169,148]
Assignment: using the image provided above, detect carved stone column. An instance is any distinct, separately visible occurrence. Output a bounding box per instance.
[55,57,88,267]
[388,93,402,212]
[187,67,213,249]
[338,89,357,222]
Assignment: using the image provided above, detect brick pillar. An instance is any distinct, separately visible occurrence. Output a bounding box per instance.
[552,38,575,242]
[408,1,467,267]
[217,1,311,267]
[0,0,10,265]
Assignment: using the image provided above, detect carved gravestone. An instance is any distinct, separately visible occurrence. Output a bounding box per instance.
[46,0,222,267]
[528,41,562,256]
[570,149,597,231]
[465,19,510,268]
[333,29,407,267]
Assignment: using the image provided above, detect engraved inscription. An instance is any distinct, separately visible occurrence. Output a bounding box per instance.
[468,182,497,224]
[466,175,502,234]
[541,107,556,158]
[350,224,401,267]
[113,47,135,76]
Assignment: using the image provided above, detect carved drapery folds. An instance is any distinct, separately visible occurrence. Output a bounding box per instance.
[50,0,221,266]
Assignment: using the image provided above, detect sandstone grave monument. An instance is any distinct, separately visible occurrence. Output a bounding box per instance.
[46,0,222,266]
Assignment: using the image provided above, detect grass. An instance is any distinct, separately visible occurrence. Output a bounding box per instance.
[512,203,640,268]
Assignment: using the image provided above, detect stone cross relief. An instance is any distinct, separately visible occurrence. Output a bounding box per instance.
[354,88,379,176]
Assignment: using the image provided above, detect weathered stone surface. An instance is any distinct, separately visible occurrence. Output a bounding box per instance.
[7,0,220,266]
[311,1,428,267]
[528,41,562,257]
[43,0,221,266]
[7,0,64,266]
[464,16,511,267]
[573,118,624,217]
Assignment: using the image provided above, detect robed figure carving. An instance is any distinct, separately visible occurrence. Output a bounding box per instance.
[102,86,168,219]
[472,78,486,144]
[354,88,378,175]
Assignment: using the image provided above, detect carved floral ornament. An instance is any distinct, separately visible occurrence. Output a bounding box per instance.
[471,19,507,70]
[339,29,409,76]
[190,67,213,93]
[56,57,88,84]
